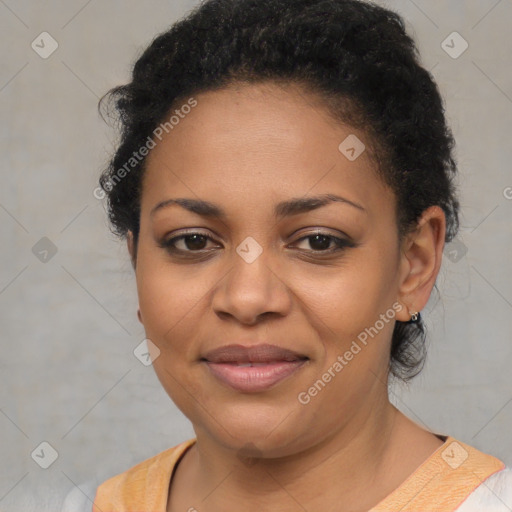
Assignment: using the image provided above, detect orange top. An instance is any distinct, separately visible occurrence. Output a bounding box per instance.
[93,436,505,512]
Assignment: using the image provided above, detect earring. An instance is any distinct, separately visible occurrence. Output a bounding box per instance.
[408,310,420,323]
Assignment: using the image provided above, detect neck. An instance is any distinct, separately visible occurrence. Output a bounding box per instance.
[175,393,423,511]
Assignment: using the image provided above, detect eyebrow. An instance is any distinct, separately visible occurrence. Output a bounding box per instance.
[150,193,366,220]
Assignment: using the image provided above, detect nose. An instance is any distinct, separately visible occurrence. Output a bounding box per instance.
[211,245,292,325]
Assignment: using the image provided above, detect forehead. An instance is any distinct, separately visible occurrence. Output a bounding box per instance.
[140,81,394,220]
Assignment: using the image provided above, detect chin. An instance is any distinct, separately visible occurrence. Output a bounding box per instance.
[194,401,311,457]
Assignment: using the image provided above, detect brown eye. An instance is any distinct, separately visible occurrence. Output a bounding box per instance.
[293,232,355,253]
[177,234,209,251]
[304,234,333,251]
[159,231,220,255]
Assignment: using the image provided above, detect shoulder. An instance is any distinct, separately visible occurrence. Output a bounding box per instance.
[91,438,196,510]
[370,435,508,511]
[95,438,196,491]
[456,467,512,511]
[60,439,196,512]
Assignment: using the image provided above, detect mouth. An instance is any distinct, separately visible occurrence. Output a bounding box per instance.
[200,344,309,393]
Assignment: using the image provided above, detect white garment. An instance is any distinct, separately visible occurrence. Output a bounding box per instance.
[61,480,97,512]
[455,467,512,511]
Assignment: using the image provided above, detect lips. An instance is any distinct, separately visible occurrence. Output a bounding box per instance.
[201,344,309,392]
[202,343,307,364]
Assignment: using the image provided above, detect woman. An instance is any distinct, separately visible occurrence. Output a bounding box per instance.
[89,0,512,510]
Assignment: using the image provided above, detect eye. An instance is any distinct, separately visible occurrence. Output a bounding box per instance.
[159,231,220,255]
[291,232,355,253]
[158,230,356,258]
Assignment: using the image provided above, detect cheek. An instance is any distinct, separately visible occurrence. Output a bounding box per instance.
[135,250,210,415]
[292,248,399,343]
[135,247,208,353]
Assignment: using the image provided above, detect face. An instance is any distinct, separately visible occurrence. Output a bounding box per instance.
[132,82,411,457]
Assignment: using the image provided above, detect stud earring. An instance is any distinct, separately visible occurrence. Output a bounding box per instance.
[408,310,420,323]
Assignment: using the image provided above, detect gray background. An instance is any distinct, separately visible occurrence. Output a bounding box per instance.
[1,1,511,510]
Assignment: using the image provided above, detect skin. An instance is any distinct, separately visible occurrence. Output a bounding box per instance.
[126,81,447,512]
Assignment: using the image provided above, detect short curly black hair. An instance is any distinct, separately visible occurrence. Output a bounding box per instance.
[98,0,460,381]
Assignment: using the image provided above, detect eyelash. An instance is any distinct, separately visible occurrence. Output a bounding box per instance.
[158,230,356,258]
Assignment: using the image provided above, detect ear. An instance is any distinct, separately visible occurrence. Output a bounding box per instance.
[126,230,137,270]
[395,206,446,322]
